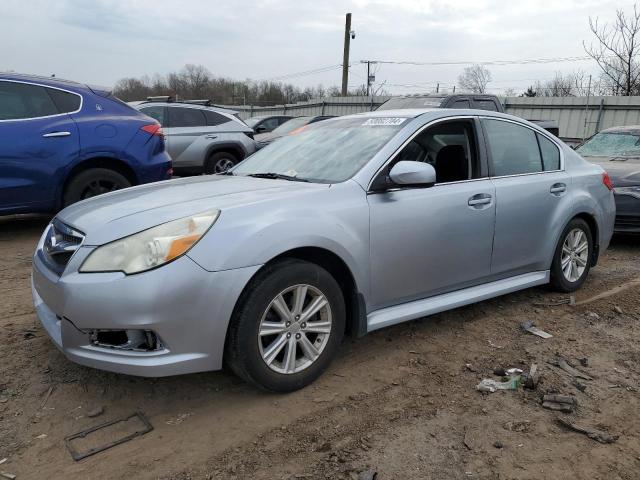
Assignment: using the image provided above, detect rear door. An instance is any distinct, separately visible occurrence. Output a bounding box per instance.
[482,117,568,276]
[0,80,79,213]
[368,117,496,309]
[164,106,209,167]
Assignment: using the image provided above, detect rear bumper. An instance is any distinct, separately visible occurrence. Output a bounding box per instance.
[32,247,260,377]
[614,193,640,233]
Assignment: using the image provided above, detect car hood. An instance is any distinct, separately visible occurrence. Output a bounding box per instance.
[583,156,640,187]
[57,175,328,245]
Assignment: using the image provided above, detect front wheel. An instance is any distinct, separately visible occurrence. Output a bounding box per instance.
[225,259,345,392]
[550,218,593,292]
[205,152,238,174]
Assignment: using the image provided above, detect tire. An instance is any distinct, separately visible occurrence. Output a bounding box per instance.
[204,151,238,175]
[63,168,131,207]
[550,218,593,292]
[225,259,346,392]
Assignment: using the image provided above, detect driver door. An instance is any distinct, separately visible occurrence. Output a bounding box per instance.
[367,117,496,310]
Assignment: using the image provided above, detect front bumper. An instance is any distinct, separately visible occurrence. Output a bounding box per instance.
[614,193,640,233]
[32,247,260,377]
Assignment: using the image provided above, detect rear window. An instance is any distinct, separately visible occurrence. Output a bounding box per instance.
[168,107,207,128]
[474,99,499,111]
[46,88,81,113]
[204,110,230,126]
[377,97,445,110]
[0,81,58,120]
[140,106,166,126]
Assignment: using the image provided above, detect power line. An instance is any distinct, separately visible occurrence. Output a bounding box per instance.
[358,55,593,67]
[268,64,342,81]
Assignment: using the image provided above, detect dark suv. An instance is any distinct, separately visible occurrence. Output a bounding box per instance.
[0,73,171,215]
[245,115,293,134]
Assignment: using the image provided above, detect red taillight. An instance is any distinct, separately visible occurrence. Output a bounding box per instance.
[602,172,614,191]
[141,124,163,137]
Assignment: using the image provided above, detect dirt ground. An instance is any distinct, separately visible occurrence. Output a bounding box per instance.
[1,214,639,480]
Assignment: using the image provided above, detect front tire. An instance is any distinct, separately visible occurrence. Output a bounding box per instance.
[225,259,345,392]
[550,218,593,292]
[205,151,238,174]
[63,168,131,207]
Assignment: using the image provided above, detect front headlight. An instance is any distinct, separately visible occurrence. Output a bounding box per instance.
[80,210,220,274]
[613,186,640,199]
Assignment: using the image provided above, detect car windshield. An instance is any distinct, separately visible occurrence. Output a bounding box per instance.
[577,131,640,157]
[244,117,261,127]
[271,116,313,135]
[232,116,408,183]
[377,97,444,110]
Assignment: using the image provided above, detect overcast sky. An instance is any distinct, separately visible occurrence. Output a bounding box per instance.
[0,0,632,95]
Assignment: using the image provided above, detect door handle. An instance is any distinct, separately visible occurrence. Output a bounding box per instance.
[550,183,567,195]
[468,194,492,208]
[42,131,71,138]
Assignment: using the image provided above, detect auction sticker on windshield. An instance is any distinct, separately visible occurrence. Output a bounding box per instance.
[362,117,407,126]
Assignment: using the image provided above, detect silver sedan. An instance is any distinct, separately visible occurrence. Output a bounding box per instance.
[32,109,615,391]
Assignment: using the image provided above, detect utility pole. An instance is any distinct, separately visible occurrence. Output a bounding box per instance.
[341,13,352,96]
[366,60,370,96]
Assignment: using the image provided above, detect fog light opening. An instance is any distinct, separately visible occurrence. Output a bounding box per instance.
[89,329,162,352]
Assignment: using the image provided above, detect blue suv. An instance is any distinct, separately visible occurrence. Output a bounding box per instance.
[0,73,172,215]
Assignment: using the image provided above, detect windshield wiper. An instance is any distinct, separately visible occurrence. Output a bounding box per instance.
[247,172,309,182]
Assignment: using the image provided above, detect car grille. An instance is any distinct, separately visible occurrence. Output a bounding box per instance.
[40,219,85,274]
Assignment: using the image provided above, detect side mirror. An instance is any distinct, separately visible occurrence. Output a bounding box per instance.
[388,161,436,187]
[255,125,267,133]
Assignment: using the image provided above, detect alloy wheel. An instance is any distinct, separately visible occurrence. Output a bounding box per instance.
[258,284,332,374]
[560,228,589,283]
[81,179,122,199]
[214,158,235,173]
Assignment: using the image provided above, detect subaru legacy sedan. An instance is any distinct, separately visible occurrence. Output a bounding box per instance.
[32,109,615,392]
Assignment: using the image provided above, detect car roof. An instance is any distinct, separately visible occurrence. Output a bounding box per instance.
[601,125,640,134]
[135,101,239,116]
[0,72,89,92]
[248,114,293,119]
[342,108,538,125]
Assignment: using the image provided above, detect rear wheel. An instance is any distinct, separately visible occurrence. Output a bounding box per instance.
[205,151,238,174]
[550,218,593,292]
[225,259,345,392]
[63,168,131,207]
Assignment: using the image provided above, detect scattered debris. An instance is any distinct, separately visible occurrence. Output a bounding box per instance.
[166,413,192,425]
[552,357,593,381]
[613,305,623,315]
[35,433,47,439]
[557,417,618,444]
[569,295,576,306]
[65,411,153,461]
[40,386,54,409]
[493,440,504,449]
[542,394,577,413]
[573,379,587,392]
[586,311,600,320]
[476,376,521,393]
[504,420,532,433]
[1,473,16,480]
[465,363,477,373]
[522,364,539,390]
[579,358,589,367]
[487,340,503,349]
[0,458,6,465]
[87,406,105,418]
[532,297,572,307]
[357,471,377,480]
[521,321,553,339]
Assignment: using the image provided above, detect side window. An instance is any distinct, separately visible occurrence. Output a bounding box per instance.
[537,133,561,171]
[278,117,291,126]
[484,119,542,176]
[140,106,166,126]
[46,88,81,113]
[394,120,480,183]
[474,99,499,111]
[261,118,279,130]
[0,81,58,120]
[203,110,230,126]
[451,99,471,108]
[167,107,206,128]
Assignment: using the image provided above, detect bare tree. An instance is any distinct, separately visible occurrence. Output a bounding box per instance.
[584,4,640,95]
[457,65,492,93]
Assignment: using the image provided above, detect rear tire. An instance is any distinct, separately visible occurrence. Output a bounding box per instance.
[205,152,238,174]
[225,259,345,392]
[550,218,593,292]
[63,168,131,207]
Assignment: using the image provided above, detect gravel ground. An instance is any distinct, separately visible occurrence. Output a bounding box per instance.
[1,214,639,480]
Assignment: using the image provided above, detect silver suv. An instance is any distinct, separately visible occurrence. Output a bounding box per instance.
[134,100,256,174]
